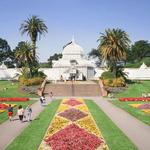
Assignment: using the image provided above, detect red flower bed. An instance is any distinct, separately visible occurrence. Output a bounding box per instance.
[45,124,102,150]
[0,103,8,109]
[119,97,150,102]
[0,98,29,102]
[63,99,82,106]
[58,108,88,122]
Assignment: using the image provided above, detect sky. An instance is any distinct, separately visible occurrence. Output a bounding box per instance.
[0,0,150,62]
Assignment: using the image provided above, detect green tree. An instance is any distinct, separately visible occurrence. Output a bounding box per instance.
[0,38,14,67]
[131,40,150,61]
[98,28,130,77]
[20,15,48,58]
[47,53,62,68]
[88,48,102,67]
[15,41,34,77]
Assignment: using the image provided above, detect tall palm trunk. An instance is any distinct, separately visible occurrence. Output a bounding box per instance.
[32,40,36,59]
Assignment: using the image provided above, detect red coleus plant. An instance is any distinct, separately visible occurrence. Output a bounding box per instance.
[63,99,83,106]
[45,124,102,150]
[58,108,88,122]
[0,98,29,102]
[0,103,8,109]
[119,97,150,102]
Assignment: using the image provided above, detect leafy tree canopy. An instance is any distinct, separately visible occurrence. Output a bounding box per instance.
[131,40,150,61]
[0,38,15,67]
[88,48,102,67]
[47,53,62,68]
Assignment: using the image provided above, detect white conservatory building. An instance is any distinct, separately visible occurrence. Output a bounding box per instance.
[52,39,95,80]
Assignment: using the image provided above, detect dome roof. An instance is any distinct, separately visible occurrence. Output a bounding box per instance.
[62,41,84,56]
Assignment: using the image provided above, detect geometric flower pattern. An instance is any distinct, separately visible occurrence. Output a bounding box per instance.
[129,103,150,115]
[0,103,16,113]
[45,124,103,150]
[63,99,82,106]
[38,98,109,150]
[58,108,88,122]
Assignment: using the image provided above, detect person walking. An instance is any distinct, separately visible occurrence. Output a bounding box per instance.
[17,105,24,122]
[7,104,13,121]
[25,104,32,122]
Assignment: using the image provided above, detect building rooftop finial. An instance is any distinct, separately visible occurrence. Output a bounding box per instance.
[72,35,75,43]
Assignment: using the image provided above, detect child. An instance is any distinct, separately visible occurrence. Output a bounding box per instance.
[7,104,13,121]
[25,105,32,122]
[17,105,24,122]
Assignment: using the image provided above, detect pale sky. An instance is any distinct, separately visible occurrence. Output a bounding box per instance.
[0,0,150,62]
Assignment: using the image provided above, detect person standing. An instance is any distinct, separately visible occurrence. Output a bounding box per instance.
[17,105,24,122]
[40,95,46,106]
[7,104,13,121]
[49,91,53,101]
[25,104,32,122]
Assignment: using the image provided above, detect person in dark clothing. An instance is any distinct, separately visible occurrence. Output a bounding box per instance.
[7,104,13,121]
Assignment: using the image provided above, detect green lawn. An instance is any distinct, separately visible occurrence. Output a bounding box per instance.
[111,101,150,126]
[6,100,61,150]
[0,80,38,98]
[115,80,150,98]
[0,100,35,124]
[111,80,150,125]
[85,100,137,150]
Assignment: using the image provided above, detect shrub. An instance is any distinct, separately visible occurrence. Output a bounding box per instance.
[101,71,115,80]
[19,76,44,86]
[102,77,126,87]
[112,77,126,87]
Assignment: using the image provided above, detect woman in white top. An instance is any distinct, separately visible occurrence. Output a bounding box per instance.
[17,105,24,122]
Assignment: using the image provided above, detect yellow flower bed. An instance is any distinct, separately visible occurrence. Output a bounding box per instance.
[0,110,5,113]
[142,109,150,115]
[0,103,17,113]
[45,116,70,137]
[77,116,101,137]
[57,104,70,113]
[129,104,141,108]
[76,104,89,112]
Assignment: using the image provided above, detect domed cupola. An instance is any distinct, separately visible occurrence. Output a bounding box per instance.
[62,38,84,59]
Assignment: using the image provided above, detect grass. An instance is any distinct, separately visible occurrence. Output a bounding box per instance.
[116,80,150,98]
[85,100,137,150]
[111,101,150,126]
[0,80,38,98]
[6,100,61,150]
[111,80,150,125]
[0,100,35,124]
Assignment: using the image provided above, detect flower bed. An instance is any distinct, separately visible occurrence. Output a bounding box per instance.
[0,103,17,113]
[129,103,150,115]
[39,98,109,150]
[119,97,150,102]
[0,97,29,102]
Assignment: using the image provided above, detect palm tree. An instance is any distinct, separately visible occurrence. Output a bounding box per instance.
[20,15,48,58]
[98,28,130,77]
[15,42,34,77]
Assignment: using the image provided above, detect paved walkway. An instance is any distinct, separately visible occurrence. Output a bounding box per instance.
[0,98,51,150]
[93,97,150,150]
[0,97,150,150]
